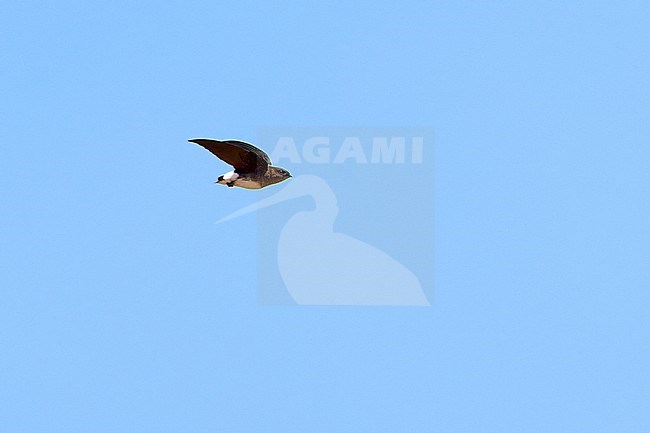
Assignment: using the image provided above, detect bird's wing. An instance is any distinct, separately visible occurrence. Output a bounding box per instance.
[188,138,271,174]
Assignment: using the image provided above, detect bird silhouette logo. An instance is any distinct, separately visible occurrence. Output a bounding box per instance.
[218,175,430,306]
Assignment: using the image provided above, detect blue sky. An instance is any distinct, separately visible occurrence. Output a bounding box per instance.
[1,1,650,432]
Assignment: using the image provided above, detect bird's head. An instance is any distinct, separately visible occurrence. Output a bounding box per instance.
[268,166,292,185]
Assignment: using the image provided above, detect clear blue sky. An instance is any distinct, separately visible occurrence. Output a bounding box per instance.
[1,1,649,432]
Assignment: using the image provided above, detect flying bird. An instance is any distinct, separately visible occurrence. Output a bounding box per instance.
[189,138,291,189]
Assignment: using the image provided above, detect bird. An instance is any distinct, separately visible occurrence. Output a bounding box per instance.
[188,138,292,189]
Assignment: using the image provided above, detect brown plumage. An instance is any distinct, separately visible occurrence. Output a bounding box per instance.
[189,138,292,189]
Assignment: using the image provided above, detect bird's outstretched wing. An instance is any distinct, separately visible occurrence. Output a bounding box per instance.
[189,138,271,174]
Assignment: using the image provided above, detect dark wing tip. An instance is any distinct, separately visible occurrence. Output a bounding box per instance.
[188,138,221,149]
